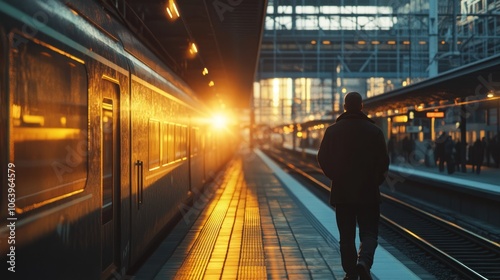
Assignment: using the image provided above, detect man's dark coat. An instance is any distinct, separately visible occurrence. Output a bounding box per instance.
[317,111,389,206]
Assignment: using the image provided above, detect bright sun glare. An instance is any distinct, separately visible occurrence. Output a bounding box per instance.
[212,114,227,129]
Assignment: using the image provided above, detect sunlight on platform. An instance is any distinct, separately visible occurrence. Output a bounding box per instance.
[172,159,267,279]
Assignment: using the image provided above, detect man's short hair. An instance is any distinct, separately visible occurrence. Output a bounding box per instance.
[344,92,363,111]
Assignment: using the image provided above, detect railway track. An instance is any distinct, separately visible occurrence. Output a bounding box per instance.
[263,148,500,280]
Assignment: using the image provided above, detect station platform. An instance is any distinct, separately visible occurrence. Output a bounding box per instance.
[389,160,500,196]
[294,145,499,195]
[134,149,422,280]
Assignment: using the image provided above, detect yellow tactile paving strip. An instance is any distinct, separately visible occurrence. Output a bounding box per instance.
[238,189,266,279]
[171,159,266,280]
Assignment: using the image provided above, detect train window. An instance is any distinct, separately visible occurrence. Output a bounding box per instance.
[185,126,189,157]
[191,127,199,156]
[149,119,160,170]
[181,126,187,158]
[10,36,88,210]
[162,122,168,165]
[167,123,175,163]
[175,125,187,160]
[184,126,189,157]
[175,125,181,160]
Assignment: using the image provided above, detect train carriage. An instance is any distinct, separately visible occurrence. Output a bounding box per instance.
[0,1,235,279]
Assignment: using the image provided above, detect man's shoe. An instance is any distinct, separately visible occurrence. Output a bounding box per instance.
[356,261,372,280]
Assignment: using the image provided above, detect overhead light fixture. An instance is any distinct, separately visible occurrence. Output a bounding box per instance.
[202,68,209,75]
[171,2,179,17]
[208,81,214,87]
[189,42,198,55]
[166,0,180,20]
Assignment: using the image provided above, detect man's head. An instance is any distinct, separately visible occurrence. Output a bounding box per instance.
[344,92,363,112]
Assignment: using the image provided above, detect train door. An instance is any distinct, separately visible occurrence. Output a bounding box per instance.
[130,81,148,264]
[101,79,121,276]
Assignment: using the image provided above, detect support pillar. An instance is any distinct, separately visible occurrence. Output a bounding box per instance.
[428,0,438,77]
[460,104,467,172]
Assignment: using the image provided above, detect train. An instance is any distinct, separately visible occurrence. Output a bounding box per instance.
[0,0,237,279]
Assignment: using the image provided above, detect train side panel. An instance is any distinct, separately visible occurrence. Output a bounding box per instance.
[0,0,237,279]
[129,75,190,264]
[0,1,133,278]
[0,2,103,278]
[190,126,206,193]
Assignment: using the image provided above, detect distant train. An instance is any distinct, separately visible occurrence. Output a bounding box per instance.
[0,1,236,279]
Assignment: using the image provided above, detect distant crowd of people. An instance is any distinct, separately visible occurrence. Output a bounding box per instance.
[387,133,500,175]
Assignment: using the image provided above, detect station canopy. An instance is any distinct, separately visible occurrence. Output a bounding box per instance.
[363,54,500,116]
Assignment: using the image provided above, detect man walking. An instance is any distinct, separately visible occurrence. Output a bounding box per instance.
[317,92,389,280]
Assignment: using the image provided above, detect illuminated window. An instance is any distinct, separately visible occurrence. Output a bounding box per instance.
[10,35,88,210]
[149,119,160,169]
[168,123,175,163]
[191,127,199,156]
[162,122,169,165]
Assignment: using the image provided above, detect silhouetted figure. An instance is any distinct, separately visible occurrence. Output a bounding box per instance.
[435,133,447,172]
[318,92,389,280]
[484,137,491,167]
[492,135,500,168]
[387,136,396,163]
[469,143,476,172]
[444,136,455,174]
[402,136,413,163]
[472,139,485,174]
[455,140,467,173]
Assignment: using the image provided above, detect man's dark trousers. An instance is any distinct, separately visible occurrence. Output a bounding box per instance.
[335,203,380,275]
